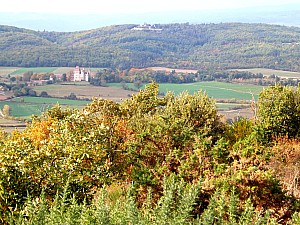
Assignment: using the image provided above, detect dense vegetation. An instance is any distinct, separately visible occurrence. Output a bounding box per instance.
[1,23,300,71]
[1,83,300,224]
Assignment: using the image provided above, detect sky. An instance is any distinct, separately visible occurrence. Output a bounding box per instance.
[1,0,300,14]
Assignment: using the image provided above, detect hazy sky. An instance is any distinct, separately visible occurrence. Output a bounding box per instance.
[1,0,300,14]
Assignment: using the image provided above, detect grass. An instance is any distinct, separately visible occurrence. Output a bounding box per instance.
[13,96,90,106]
[109,82,262,100]
[1,81,261,119]
[157,82,262,101]
[234,68,300,79]
[52,67,73,74]
[0,101,51,118]
[10,67,58,75]
[0,97,90,118]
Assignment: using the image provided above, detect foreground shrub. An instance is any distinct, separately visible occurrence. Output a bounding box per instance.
[11,176,200,225]
[257,84,300,139]
[11,176,299,225]
[1,83,300,223]
[269,138,300,198]
[0,83,224,222]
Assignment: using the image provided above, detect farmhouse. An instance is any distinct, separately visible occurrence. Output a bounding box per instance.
[72,66,90,82]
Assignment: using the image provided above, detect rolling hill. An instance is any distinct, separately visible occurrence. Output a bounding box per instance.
[1,23,300,71]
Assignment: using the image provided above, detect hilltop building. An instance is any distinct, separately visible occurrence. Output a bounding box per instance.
[73,66,90,82]
[132,23,162,31]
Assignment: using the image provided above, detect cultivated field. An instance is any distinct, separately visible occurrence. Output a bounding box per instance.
[13,96,90,106]
[0,81,258,125]
[33,84,136,101]
[0,67,19,76]
[234,68,300,79]
[157,82,262,100]
[108,82,262,101]
[0,97,91,119]
[0,101,51,118]
[52,67,73,74]
[0,66,265,120]
[10,67,58,75]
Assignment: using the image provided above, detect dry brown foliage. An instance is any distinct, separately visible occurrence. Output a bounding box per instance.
[269,138,300,198]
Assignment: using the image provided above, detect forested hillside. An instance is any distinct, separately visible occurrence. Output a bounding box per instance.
[1,23,300,71]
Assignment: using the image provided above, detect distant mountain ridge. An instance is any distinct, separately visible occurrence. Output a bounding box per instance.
[1,22,300,71]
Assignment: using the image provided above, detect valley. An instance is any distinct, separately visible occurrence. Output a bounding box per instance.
[1,22,300,223]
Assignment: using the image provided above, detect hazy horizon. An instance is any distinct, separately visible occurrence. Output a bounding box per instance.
[1,1,300,31]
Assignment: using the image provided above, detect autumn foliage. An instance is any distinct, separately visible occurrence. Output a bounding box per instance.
[1,83,300,223]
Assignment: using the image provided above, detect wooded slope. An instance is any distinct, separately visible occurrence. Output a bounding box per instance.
[1,23,300,71]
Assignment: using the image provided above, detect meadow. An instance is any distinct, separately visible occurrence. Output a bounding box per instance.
[9,67,58,75]
[158,82,263,100]
[0,101,51,118]
[235,68,300,79]
[0,97,91,119]
[14,96,90,106]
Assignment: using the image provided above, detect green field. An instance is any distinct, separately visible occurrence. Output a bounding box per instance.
[159,82,262,100]
[10,67,58,75]
[0,97,90,118]
[235,68,300,79]
[0,101,52,118]
[14,96,90,106]
[1,81,259,118]
[52,67,73,74]
[108,81,262,101]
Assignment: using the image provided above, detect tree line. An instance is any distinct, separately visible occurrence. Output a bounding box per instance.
[89,67,300,87]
